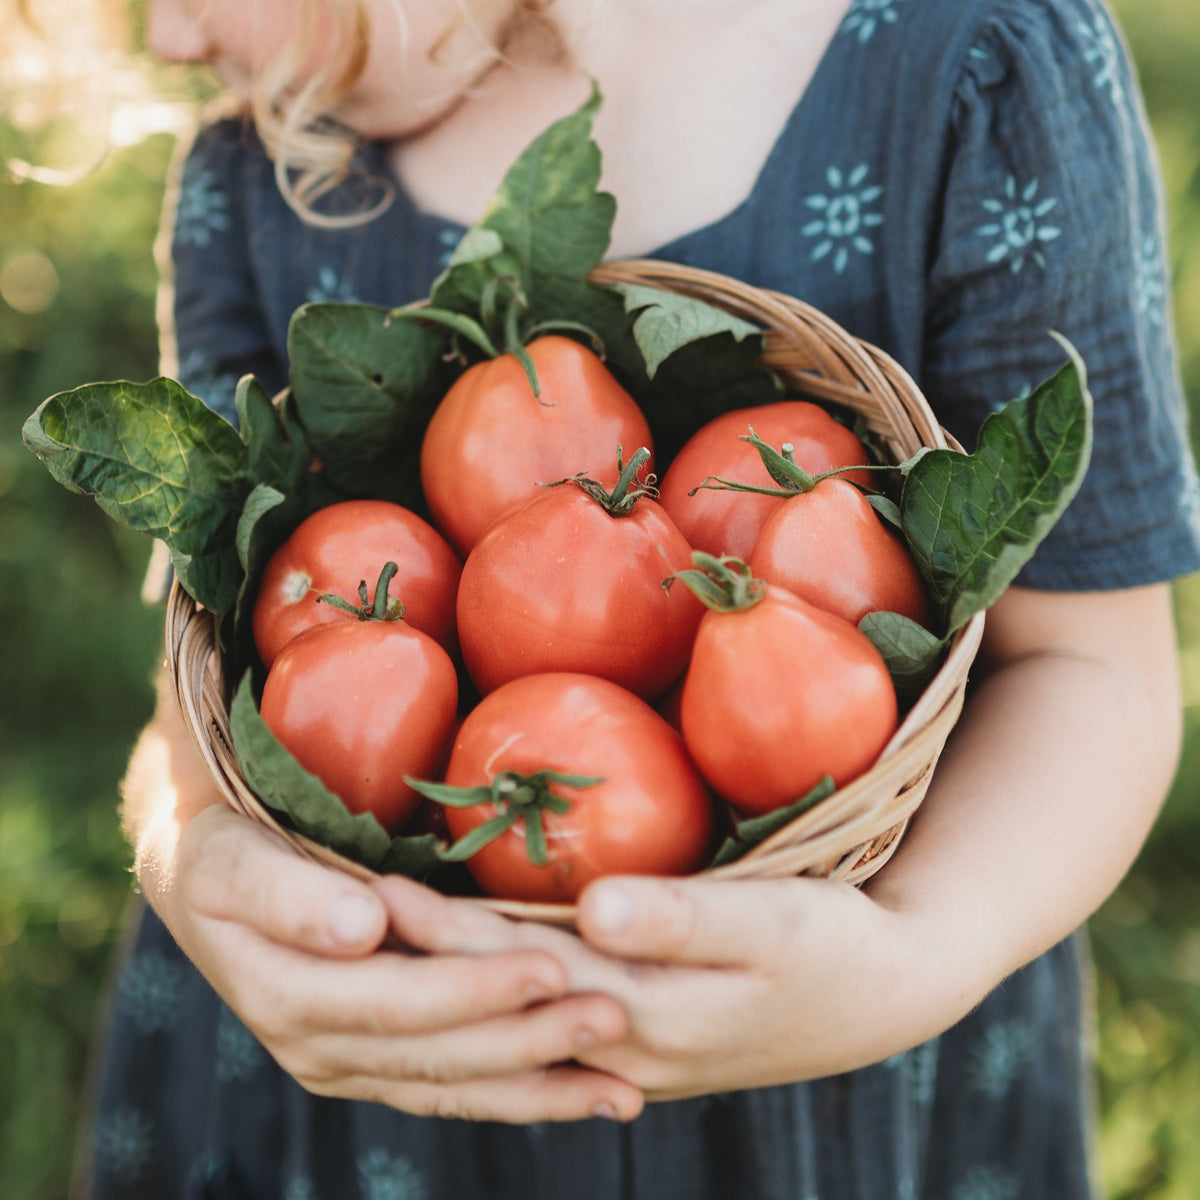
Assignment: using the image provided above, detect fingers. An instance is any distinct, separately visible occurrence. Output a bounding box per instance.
[307,991,630,1086]
[177,806,388,958]
[577,875,837,967]
[288,948,569,1036]
[329,1065,644,1124]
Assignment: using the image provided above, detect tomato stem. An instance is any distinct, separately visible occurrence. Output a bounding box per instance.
[317,561,407,622]
[404,769,602,866]
[542,445,657,516]
[664,551,767,613]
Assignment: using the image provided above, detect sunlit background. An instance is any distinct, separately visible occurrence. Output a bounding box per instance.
[1,3,1198,1197]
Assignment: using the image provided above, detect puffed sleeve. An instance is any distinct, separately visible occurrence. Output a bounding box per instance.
[921,0,1200,589]
[161,116,286,426]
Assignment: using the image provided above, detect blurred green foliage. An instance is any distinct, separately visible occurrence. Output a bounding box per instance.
[0,4,1198,1198]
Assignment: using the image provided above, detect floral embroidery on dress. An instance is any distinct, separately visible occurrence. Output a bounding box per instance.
[178,348,239,423]
[116,951,186,1034]
[802,164,884,274]
[1133,231,1167,328]
[284,1176,319,1200]
[93,1106,155,1184]
[437,227,462,271]
[214,1003,267,1083]
[1077,8,1123,104]
[976,176,1061,272]
[951,1165,1021,1200]
[357,1148,428,1200]
[307,266,360,304]
[840,0,906,43]
[176,165,231,248]
[967,1018,1038,1097]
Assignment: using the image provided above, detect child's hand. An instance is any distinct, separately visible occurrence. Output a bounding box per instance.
[379,873,976,1100]
[124,673,643,1124]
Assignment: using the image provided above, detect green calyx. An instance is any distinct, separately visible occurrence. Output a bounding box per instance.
[317,561,406,622]
[691,427,893,498]
[403,769,604,866]
[665,551,767,613]
[544,445,656,516]
[387,275,605,403]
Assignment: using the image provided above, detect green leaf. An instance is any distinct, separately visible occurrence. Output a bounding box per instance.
[22,378,249,613]
[236,376,312,495]
[428,85,615,322]
[708,777,837,868]
[229,673,393,868]
[613,282,761,378]
[287,302,451,506]
[376,831,447,879]
[901,336,1093,633]
[858,611,947,702]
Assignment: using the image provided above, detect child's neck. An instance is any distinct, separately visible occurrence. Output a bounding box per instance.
[387,0,852,259]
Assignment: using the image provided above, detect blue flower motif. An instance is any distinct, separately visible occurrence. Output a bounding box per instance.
[215,1003,267,1083]
[840,0,906,43]
[93,1107,155,1184]
[967,1018,1037,1097]
[117,951,186,1034]
[976,176,1061,272]
[802,163,884,274]
[177,348,239,423]
[1134,231,1167,328]
[951,1165,1020,1200]
[307,266,359,305]
[437,227,462,271]
[357,1148,427,1200]
[1078,12,1123,104]
[285,1177,319,1200]
[176,166,231,248]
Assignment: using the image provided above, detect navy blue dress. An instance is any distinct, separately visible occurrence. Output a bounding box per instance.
[84,2,1200,1197]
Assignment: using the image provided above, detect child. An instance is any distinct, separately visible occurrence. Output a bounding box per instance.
[85,0,1200,1196]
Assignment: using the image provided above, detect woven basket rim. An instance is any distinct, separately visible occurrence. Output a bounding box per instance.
[166,257,985,927]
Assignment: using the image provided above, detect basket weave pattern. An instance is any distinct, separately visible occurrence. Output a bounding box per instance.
[166,259,985,924]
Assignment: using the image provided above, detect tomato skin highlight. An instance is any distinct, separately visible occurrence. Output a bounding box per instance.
[657,401,873,560]
[419,336,655,556]
[441,674,715,902]
[259,620,459,834]
[456,484,703,701]
[749,476,932,628]
[252,500,462,669]
[680,585,898,814]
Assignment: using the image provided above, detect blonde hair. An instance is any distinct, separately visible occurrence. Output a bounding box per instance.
[1,0,551,226]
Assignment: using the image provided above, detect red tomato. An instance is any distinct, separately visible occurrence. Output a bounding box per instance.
[658,401,873,560]
[253,500,461,669]
[749,475,931,628]
[455,467,702,701]
[679,576,897,814]
[437,673,715,902]
[420,335,654,556]
[259,616,459,834]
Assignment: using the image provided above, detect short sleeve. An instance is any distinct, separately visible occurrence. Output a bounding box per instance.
[165,118,286,426]
[921,0,1200,589]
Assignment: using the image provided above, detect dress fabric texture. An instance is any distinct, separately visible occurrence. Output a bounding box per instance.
[86,1,1200,1197]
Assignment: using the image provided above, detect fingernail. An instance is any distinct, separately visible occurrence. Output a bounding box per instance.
[591,1101,619,1121]
[522,977,562,1005]
[329,893,379,945]
[590,885,634,936]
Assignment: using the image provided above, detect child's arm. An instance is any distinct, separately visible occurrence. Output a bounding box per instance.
[121,668,644,1122]
[373,580,1182,1097]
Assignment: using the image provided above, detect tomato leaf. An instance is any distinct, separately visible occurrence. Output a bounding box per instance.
[287,302,451,506]
[229,673,394,866]
[22,378,249,613]
[900,335,1093,633]
[428,83,614,323]
[707,776,837,868]
[612,283,762,379]
[858,611,947,702]
[377,832,447,879]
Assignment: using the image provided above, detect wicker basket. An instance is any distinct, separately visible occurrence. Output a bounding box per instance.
[166,259,986,926]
